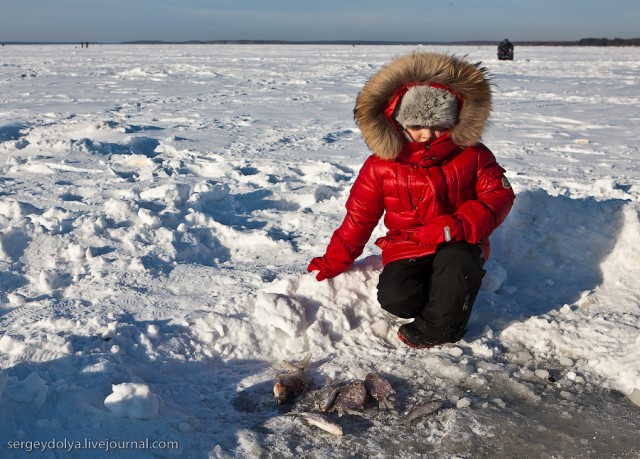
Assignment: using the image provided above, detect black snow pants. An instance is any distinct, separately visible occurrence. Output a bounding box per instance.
[377,242,486,343]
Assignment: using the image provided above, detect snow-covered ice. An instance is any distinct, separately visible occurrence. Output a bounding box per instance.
[0,44,639,458]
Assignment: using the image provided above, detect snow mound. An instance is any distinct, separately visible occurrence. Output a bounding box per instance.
[104,383,160,419]
[253,293,308,338]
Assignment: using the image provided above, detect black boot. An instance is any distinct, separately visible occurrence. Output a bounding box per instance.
[397,322,444,349]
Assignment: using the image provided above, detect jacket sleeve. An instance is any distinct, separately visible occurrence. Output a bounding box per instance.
[454,148,515,243]
[312,156,385,278]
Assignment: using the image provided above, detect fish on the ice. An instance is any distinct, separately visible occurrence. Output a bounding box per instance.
[364,372,396,410]
[331,380,367,416]
[402,399,444,424]
[273,353,312,405]
[315,377,342,413]
[285,412,343,436]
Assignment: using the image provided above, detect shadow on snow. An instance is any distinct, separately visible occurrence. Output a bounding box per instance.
[468,188,628,338]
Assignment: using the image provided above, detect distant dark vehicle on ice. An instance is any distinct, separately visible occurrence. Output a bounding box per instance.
[497,39,514,60]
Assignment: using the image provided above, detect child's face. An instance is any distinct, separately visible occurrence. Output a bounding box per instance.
[405,126,447,142]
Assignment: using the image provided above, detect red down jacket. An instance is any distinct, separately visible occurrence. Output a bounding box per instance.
[308,51,515,280]
[308,133,515,280]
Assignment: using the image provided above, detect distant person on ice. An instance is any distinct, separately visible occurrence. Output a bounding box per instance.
[308,52,515,349]
[497,39,514,60]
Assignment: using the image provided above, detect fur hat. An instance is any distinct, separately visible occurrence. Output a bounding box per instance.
[394,85,458,129]
[354,51,492,160]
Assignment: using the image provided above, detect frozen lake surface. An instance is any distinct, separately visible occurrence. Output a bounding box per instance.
[0,44,639,458]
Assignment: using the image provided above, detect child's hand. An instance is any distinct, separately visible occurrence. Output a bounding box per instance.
[307,257,334,281]
[413,215,466,246]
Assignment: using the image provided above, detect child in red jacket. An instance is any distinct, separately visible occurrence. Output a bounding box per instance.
[308,51,515,348]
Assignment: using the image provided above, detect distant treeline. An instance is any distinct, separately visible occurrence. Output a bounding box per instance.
[577,37,640,46]
[122,38,640,46]
[511,37,640,46]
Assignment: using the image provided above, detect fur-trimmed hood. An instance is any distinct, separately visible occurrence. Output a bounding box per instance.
[354,51,492,160]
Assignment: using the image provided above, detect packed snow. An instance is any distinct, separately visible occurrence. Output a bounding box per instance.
[0,44,639,458]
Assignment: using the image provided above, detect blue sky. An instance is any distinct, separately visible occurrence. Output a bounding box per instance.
[2,0,639,43]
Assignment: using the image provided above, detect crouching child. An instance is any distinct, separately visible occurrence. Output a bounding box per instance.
[308,51,515,348]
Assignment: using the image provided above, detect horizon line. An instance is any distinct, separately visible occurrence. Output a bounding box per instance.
[2,37,639,46]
